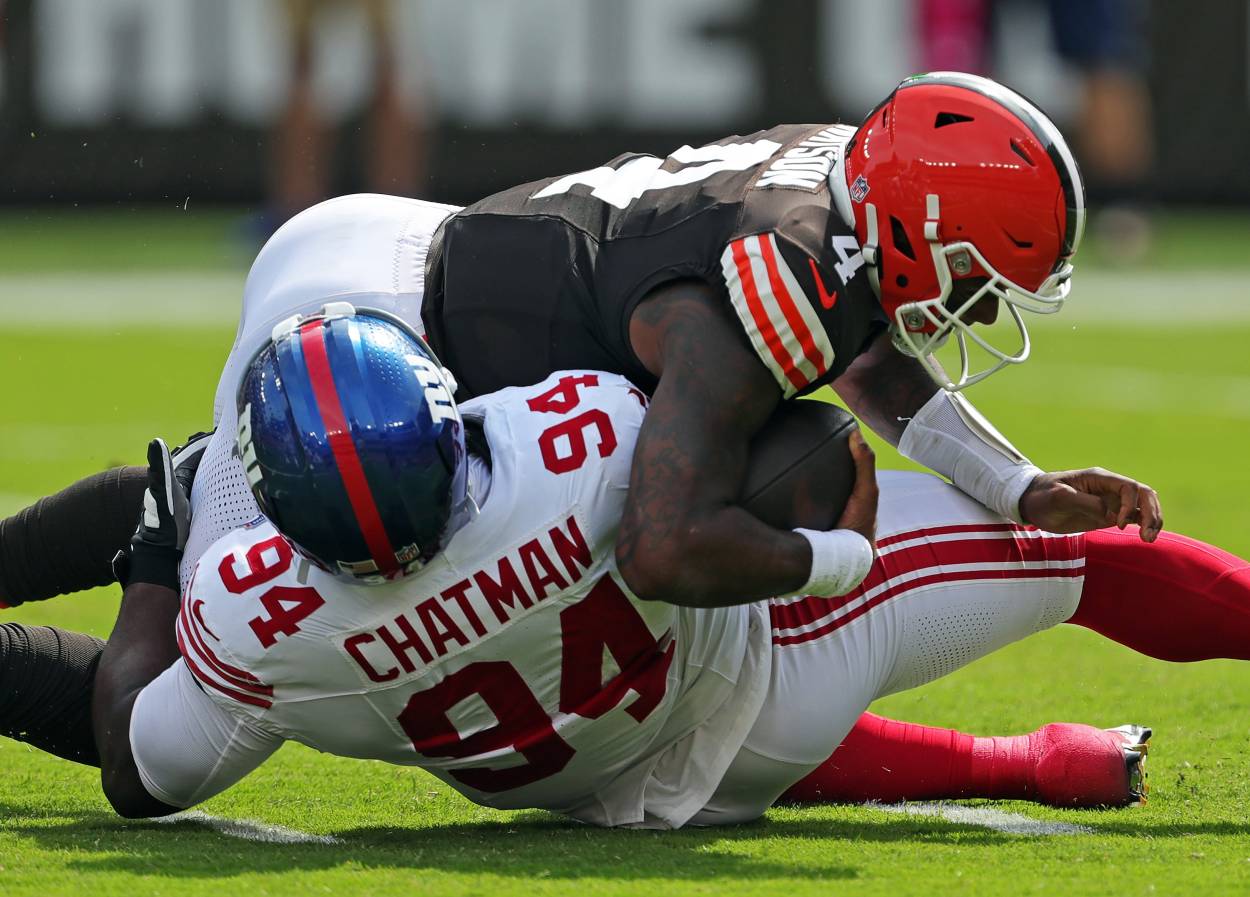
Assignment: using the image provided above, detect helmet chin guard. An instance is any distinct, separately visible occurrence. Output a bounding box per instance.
[888,195,1071,391]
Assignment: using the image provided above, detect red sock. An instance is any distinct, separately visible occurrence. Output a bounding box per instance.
[1070,527,1250,662]
[782,712,1037,803]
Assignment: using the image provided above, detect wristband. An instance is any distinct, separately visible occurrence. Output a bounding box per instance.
[793,528,874,598]
[112,544,182,593]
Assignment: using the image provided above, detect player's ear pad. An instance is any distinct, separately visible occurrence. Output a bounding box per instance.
[741,401,859,532]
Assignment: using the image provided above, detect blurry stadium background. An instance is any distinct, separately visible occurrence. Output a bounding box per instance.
[3,2,1250,895]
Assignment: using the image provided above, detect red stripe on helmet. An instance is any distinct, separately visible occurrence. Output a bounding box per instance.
[299,321,399,576]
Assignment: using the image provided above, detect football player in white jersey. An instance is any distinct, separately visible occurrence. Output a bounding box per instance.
[81,307,1249,826]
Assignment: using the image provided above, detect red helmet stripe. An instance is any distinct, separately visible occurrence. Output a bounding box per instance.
[298,321,399,575]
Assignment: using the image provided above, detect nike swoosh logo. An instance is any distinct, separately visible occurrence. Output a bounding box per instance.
[808,258,838,309]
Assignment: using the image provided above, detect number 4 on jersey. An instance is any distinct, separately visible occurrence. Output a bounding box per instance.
[830,235,865,283]
[248,586,325,648]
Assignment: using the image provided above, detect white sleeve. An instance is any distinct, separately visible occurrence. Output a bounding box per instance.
[130,660,284,809]
[897,390,1042,524]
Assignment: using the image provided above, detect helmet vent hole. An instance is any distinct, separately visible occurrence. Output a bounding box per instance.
[934,111,975,128]
[1010,139,1037,166]
[1003,229,1033,249]
[896,275,909,288]
[890,216,916,261]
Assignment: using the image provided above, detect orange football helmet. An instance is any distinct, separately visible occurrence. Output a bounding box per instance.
[835,72,1086,390]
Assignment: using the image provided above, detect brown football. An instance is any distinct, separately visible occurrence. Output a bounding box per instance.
[741,400,859,531]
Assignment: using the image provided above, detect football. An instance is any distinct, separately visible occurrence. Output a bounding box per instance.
[741,400,859,531]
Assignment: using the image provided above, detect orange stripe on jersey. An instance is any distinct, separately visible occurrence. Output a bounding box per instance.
[730,238,807,392]
[757,235,827,379]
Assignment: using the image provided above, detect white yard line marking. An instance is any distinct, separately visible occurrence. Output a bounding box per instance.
[155,810,341,845]
[0,272,244,327]
[2,269,1248,329]
[874,802,1091,836]
[1052,271,1250,326]
[1006,362,1250,420]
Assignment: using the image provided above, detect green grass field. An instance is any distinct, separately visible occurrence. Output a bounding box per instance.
[2,207,1250,896]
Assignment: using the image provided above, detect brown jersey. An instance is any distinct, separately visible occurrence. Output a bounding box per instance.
[422,123,888,400]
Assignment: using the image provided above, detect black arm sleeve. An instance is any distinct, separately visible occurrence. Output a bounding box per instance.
[0,623,105,766]
[0,466,147,607]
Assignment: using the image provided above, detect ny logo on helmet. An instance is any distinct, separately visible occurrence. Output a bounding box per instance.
[407,355,459,425]
[237,403,264,488]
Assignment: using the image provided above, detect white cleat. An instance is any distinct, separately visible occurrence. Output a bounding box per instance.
[1108,723,1151,805]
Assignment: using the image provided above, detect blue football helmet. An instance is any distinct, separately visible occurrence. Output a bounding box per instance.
[236,303,474,583]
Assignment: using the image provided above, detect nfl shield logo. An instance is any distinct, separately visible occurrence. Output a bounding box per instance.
[850,174,870,203]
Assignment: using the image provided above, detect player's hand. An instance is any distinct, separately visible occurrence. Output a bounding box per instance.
[1018,467,1163,542]
[112,432,212,589]
[836,428,878,548]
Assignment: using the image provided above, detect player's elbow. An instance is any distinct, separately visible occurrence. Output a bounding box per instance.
[615,522,717,606]
[615,548,675,604]
[100,767,179,820]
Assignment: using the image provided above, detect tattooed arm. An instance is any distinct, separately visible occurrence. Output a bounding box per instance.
[617,279,815,607]
[830,330,940,446]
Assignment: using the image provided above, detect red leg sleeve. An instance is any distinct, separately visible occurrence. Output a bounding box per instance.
[781,712,1137,807]
[781,712,1009,804]
[1069,526,1250,662]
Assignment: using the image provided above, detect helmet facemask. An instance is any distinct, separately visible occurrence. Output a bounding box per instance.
[884,194,1072,391]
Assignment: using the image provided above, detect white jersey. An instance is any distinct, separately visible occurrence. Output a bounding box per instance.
[174,372,760,824]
